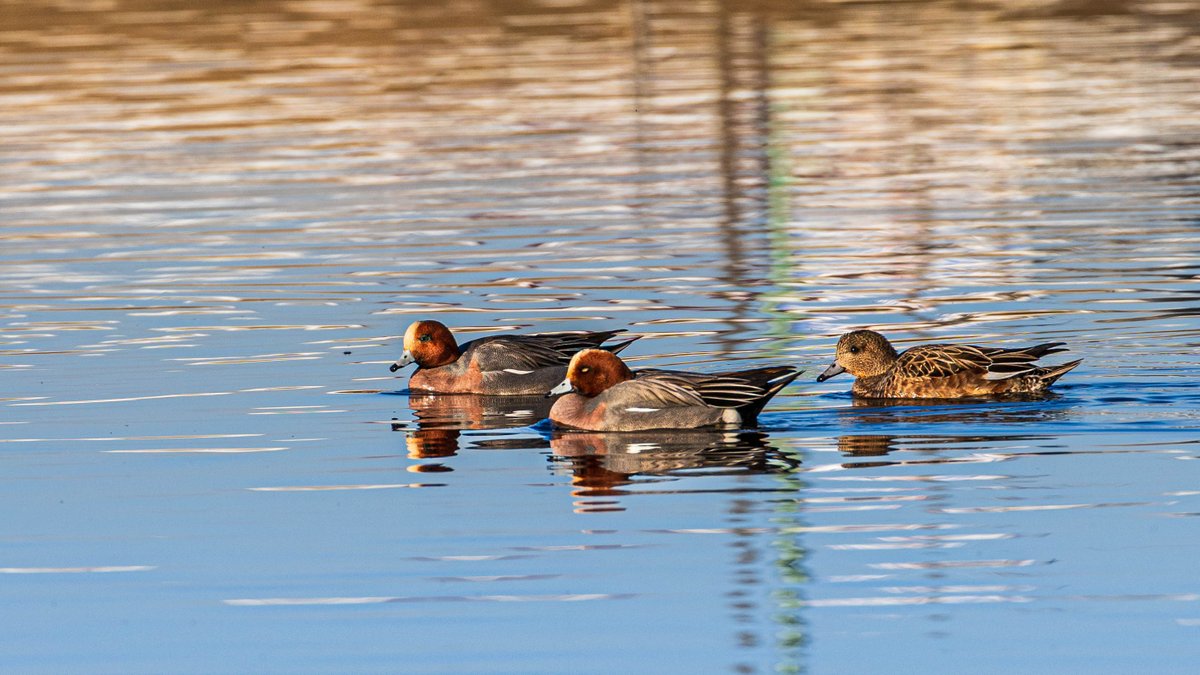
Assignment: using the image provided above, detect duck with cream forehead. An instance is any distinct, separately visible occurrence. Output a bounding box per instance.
[391,320,638,395]
[547,349,800,432]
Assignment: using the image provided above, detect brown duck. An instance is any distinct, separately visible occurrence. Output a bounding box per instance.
[816,330,1082,399]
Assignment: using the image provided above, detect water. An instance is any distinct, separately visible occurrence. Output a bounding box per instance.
[3,0,1200,672]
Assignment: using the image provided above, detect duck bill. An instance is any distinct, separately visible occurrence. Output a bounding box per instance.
[816,362,846,382]
[546,378,575,398]
[389,350,414,373]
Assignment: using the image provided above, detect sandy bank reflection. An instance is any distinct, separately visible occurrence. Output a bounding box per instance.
[549,430,799,509]
[395,393,552,459]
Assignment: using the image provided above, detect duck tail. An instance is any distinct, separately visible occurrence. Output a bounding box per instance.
[604,336,641,356]
[1037,358,1083,386]
[735,367,802,425]
[1021,342,1069,359]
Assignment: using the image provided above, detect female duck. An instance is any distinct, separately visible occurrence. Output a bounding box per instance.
[548,349,800,431]
[817,329,1082,399]
[391,320,637,395]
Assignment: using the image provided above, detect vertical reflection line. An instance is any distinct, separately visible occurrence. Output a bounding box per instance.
[723,449,810,673]
[752,6,797,350]
[727,498,761,673]
[714,0,752,355]
[629,0,652,225]
[769,443,809,673]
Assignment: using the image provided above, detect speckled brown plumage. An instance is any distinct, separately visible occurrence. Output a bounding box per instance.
[818,330,1082,399]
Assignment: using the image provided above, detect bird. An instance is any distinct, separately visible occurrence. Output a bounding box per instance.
[816,329,1082,399]
[390,319,638,395]
[547,349,800,431]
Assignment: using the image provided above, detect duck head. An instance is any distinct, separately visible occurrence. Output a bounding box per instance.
[547,349,634,398]
[817,330,898,381]
[391,320,461,371]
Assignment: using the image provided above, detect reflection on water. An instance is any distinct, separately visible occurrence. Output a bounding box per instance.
[837,435,897,457]
[3,0,1200,672]
[395,392,552,458]
[835,395,1076,427]
[549,429,798,504]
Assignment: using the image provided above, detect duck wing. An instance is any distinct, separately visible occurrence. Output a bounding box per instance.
[611,371,710,408]
[632,367,798,409]
[897,342,1069,381]
[465,330,628,372]
[979,342,1070,380]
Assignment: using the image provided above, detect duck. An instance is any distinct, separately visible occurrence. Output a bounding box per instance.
[816,329,1082,399]
[547,349,800,431]
[390,320,639,395]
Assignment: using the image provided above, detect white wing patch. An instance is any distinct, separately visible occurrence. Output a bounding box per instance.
[983,371,1017,381]
[502,369,534,375]
[624,407,661,413]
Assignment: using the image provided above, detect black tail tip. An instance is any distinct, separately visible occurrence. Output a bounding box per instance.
[606,335,641,355]
[1041,358,1083,386]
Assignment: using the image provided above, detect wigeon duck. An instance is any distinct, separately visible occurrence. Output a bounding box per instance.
[547,349,800,431]
[390,320,638,395]
[816,329,1082,399]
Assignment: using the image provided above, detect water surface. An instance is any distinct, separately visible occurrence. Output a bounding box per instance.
[3,0,1200,672]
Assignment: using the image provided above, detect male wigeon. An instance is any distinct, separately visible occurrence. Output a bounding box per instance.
[816,329,1082,399]
[547,349,800,431]
[390,320,638,395]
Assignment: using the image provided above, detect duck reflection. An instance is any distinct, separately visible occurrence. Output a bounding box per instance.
[394,393,553,459]
[834,434,899,470]
[833,432,1053,471]
[549,430,799,506]
[838,393,1074,426]
[837,435,897,457]
[403,427,461,460]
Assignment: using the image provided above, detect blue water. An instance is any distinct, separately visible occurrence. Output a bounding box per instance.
[3,0,1200,672]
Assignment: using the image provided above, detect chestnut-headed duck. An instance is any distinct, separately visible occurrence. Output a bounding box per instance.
[816,329,1082,399]
[547,349,800,431]
[390,320,638,395]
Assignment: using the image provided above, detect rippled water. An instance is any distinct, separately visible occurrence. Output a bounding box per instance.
[3,0,1200,672]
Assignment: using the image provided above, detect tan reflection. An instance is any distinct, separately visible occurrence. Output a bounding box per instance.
[550,429,795,504]
[843,395,1074,426]
[838,435,897,457]
[405,428,461,459]
[831,432,1056,471]
[399,393,553,459]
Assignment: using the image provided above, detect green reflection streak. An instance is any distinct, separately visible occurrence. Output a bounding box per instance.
[761,98,798,364]
[770,445,810,672]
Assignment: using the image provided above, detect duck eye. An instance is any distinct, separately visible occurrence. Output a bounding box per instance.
[418,335,431,343]
[849,346,860,354]
[580,366,590,373]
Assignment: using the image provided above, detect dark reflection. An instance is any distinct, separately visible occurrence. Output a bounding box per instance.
[834,432,1054,471]
[393,393,553,459]
[549,429,798,501]
[711,0,772,354]
[837,393,1075,426]
[837,433,1055,457]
